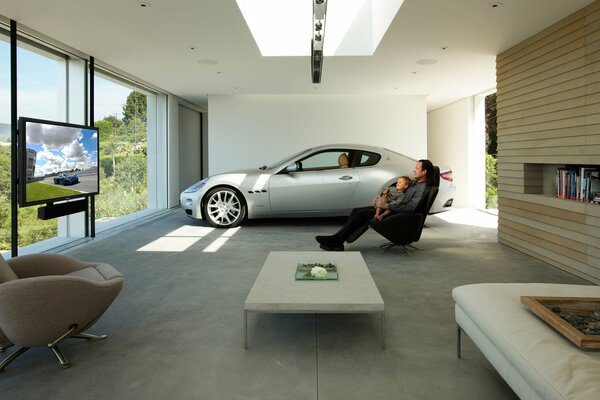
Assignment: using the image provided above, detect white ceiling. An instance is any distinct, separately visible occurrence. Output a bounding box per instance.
[0,0,595,111]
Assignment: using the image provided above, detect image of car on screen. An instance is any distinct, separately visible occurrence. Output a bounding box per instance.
[180,144,455,228]
[53,173,79,186]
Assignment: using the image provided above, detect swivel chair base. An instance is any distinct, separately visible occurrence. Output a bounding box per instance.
[0,328,108,371]
[378,242,419,253]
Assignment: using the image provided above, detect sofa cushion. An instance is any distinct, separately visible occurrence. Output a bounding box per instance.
[0,255,18,284]
[453,283,600,400]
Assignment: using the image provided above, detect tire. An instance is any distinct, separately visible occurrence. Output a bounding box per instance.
[202,187,246,228]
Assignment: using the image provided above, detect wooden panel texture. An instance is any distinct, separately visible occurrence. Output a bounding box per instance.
[497,1,600,284]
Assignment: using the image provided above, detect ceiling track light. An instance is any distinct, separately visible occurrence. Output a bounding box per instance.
[311,0,327,84]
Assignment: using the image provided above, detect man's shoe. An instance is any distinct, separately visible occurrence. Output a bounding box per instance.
[316,235,340,245]
[319,243,344,252]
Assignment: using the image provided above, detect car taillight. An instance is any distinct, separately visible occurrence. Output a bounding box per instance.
[440,170,453,182]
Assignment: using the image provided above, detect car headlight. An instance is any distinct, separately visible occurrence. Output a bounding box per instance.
[184,178,209,193]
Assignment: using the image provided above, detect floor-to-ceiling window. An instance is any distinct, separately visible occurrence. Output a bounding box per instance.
[0,30,81,250]
[1,21,168,253]
[94,75,149,220]
[93,70,166,227]
[0,32,11,250]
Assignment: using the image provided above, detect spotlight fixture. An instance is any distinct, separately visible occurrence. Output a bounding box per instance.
[311,0,327,84]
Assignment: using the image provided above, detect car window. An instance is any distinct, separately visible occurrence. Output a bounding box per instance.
[267,148,310,169]
[300,151,348,171]
[357,151,381,167]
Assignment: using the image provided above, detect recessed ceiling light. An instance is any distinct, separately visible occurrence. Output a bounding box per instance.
[216,71,223,75]
[416,59,437,65]
[490,2,503,7]
[198,59,219,65]
[410,71,418,75]
[139,2,151,8]
[440,46,449,50]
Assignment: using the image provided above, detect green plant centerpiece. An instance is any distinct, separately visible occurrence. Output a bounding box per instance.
[295,261,338,280]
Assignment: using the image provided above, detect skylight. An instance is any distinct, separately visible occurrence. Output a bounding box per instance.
[236,0,405,56]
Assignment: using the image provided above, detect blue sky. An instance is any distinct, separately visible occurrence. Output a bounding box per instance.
[0,38,132,125]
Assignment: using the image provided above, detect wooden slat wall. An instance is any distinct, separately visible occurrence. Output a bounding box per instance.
[497,1,600,284]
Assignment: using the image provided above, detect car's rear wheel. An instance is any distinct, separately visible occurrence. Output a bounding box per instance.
[203,187,246,228]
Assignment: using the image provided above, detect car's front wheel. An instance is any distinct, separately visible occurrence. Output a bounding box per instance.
[202,187,246,228]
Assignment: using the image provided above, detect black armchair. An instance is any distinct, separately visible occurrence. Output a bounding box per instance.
[364,165,440,252]
[344,166,441,251]
[369,186,439,252]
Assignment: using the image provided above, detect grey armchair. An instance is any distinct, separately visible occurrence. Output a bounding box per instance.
[0,253,124,371]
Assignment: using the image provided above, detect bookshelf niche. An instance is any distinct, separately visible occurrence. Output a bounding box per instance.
[520,164,600,205]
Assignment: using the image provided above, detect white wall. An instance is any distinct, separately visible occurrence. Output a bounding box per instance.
[427,97,485,208]
[208,95,427,174]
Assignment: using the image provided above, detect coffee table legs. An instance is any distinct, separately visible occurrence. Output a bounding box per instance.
[244,311,385,350]
[381,311,385,350]
[244,310,248,350]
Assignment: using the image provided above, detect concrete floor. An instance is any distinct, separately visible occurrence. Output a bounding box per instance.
[0,209,589,399]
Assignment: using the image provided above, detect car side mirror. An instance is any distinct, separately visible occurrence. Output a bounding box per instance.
[285,163,298,173]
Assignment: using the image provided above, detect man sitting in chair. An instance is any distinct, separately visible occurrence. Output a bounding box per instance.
[316,159,434,251]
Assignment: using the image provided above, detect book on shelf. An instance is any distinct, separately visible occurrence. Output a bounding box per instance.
[555,166,599,202]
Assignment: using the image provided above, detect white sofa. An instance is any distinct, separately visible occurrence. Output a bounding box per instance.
[453,283,600,400]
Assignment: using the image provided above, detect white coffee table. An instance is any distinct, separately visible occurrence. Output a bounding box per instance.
[244,251,385,349]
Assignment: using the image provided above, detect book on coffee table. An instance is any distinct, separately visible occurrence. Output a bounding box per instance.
[295,260,338,280]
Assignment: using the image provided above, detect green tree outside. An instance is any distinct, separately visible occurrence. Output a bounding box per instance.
[485,93,498,209]
[122,91,147,125]
[95,91,148,220]
[486,154,498,209]
[0,145,58,250]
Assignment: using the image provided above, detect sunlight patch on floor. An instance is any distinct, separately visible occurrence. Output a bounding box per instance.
[137,237,201,252]
[434,208,498,229]
[137,225,216,252]
[166,226,215,237]
[202,226,242,252]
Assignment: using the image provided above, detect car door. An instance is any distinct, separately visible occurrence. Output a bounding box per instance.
[268,150,359,212]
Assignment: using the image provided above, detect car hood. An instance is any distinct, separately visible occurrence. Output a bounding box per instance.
[210,167,274,178]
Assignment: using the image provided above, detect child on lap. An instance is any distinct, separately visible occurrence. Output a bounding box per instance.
[374,176,412,221]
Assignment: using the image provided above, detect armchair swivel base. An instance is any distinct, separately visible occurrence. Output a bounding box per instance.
[0,330,107,371]
[378,242,419,253]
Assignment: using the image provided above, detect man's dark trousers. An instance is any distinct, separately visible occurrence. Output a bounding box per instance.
[335,206,376,242]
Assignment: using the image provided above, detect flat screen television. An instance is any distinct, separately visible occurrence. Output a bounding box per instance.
[18,117,99,207]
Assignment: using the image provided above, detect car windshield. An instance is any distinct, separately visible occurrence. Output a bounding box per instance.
[265,148,311,170]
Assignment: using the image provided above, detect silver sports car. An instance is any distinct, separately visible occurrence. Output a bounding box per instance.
[180,144,455,228]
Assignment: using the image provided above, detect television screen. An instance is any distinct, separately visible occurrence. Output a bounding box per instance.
[18,117,99,207]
